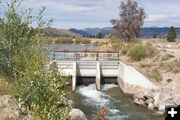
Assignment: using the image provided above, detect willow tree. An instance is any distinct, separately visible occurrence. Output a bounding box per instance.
[111,0,145,42]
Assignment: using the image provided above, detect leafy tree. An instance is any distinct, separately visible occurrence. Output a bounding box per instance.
[167,26,176,42]
[0,0,68,119]
[111,0,145,42]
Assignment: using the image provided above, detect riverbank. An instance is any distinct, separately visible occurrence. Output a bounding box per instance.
[96,38,180,114]
[67,84,164,120]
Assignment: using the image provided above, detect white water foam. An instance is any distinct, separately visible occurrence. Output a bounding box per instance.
[77,84,110,106]
[77,84,128,120]
[109,109,120,114]
[102,83,118,91]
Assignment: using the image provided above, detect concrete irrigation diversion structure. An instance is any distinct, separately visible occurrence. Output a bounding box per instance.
[48,51,156,94]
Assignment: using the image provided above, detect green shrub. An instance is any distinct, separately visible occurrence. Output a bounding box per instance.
[128,43,147,61]
[0,0,68,119]
[14,70,68,120]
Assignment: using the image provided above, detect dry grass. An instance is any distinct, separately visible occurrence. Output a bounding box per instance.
[0,77,12,95]
[74,37,91,44]
[161,53,175,61]
[146,69,162,82]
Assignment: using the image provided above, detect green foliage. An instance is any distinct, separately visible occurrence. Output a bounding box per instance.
[128,43,147,61]
[167,26,176,42]
[0,0,68,119]
[0,0,46,80]
[15,70,68,120]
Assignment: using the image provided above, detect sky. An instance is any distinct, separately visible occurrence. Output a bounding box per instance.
[2,0,180,29]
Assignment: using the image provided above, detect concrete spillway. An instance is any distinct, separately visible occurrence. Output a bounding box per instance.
[48,60,155,94]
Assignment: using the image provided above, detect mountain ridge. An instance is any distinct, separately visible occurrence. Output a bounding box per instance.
[40,27,180,38]
[69,27,180,37]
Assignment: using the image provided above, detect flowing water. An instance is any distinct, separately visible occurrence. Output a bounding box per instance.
[67,84,164,120]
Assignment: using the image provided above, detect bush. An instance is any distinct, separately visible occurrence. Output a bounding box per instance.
[14,70,68,120]
[0,1,68,119]
[128,43,147,61]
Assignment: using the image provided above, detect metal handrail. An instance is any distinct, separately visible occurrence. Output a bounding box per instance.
[49,51,122,61]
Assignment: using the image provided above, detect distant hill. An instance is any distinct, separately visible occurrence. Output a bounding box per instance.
[69,27,112,37]
[40,27,180,38]
[141,27,180,37]
[40,27,81,38]
[69,28,90,37]
[69,27,180,38]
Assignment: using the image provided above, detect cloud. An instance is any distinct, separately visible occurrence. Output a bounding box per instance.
[3,0,180,28]
[24,0,111,14]
[146,15,167,22]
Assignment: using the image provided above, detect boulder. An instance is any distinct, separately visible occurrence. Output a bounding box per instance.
[134,92,146,100]
[69,109,87,120]
[67,100,74,109]
[0,95,19,120]
[148,103,155,111]
[0,95,14,108]
[153,92,172,107]
[134,90,153,101]
[145,98,154,105]
[144,90,153,99]
[158,100,177,112]
[134,98,145,106]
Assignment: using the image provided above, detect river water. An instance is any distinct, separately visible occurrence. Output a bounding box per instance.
[46,43,96,51]
[67,84,164,120]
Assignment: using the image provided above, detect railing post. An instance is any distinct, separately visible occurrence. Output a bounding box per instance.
[53,51,55,60]
[96,61,101,91]
[118,52,120,61]
[72,62,77,91]
[96,52,99,61]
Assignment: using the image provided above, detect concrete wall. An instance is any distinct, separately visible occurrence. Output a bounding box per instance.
[49,61,156,93]
[117,62,156,94]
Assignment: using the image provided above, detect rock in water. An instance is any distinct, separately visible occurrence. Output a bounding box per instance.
[69,109,87,120]
[148,103,155,111]
[67,100,74,109]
